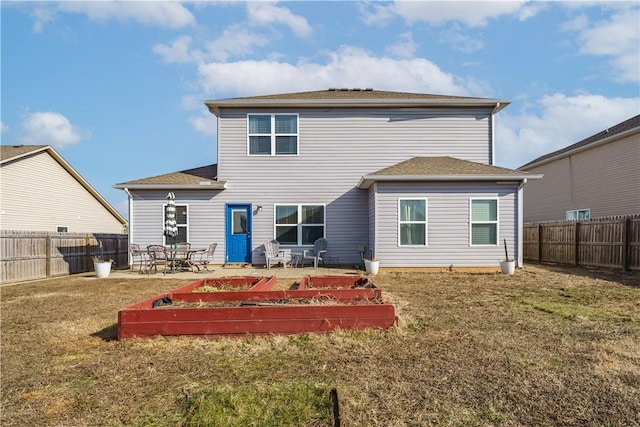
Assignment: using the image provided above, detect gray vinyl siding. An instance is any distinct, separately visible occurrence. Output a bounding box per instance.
[374,182,519,267]
[523,133,640,222]
[128,189,225,260]
[213,107,494,265]
[0,151,124,233]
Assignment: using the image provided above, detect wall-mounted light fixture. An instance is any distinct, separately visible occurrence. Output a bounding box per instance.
[257,205,263,212]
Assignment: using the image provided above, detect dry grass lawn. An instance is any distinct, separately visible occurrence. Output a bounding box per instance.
[1,264,639,426]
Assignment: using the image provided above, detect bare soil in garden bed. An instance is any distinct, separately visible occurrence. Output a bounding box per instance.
[156,296,385,308]
[2,264,639,426]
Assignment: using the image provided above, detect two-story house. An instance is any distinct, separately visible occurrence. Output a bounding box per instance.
[115,89,541,269]
[519,114,640,222]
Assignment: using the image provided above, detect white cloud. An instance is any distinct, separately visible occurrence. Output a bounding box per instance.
[205,25,270,62]
[30,6,56,33]
[440,25,484,53]
[496,93,640,168]
[574,10,640,82]
[362,1,537,27]
[153,35,198,64]
[189,111,218,137]
[196,46,471,98]
[386,32,419,59]
[0,121,8,133]
[20,112,85,148]
[58,1,195,29]
[247,2,312,38]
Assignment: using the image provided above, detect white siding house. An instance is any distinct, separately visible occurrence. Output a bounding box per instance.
[1,145,126,233]
[116,89,541,269]
[519,114,640,222]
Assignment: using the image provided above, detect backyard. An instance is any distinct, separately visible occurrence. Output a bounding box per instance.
[1,264,639,426]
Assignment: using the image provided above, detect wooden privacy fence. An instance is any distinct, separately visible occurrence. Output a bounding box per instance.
[523,215,640,271]
[1,231,128,284]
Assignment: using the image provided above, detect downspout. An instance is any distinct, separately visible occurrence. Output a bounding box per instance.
[517,178,527,268]
[490,102,500,166]
[124,188,133,267]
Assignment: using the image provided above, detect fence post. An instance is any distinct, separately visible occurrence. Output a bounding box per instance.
[538,223,543,262]
[573,222,580,266]
[46,234,52,278]
[622,217,630,271]
[85,235,92,272]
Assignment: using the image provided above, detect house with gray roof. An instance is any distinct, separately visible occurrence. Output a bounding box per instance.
[519,114,640,222]
[115,89,541,269]
[1,145,127,233]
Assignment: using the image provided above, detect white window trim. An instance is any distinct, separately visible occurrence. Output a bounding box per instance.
[163,203,189,245]
[397,198,428,247]
[469,197,499,246]
[274,203,326,246]
[565,208,590,220]
[247,113,299,156]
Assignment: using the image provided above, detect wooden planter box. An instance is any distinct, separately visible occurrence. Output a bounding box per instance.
[118,276,395,339]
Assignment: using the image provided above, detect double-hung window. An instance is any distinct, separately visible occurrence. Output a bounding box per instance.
[275,204,324,245]
[398,199,427,246]
[470,198,498,245]
[566,209,590,220]
[248,114,298,155]
[163,204,188,244]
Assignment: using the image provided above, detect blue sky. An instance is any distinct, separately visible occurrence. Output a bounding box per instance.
[2,1,639,218]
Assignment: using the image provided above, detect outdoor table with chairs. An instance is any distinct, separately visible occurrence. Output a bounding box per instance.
[129,243,217,275]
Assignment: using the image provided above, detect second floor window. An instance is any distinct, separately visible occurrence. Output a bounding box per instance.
[248,114,298,156]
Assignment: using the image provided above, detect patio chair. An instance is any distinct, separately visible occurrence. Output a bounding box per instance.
[302,238,328,268]
[170,242,191,272]
[191,243,217,272]
[146,245,169,275]
[263,240,290,269]
[129,243,151,273]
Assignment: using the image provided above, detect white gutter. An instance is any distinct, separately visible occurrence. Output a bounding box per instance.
[517,178,527,268]
[113,182,227,190]
[206,98,511,115]
[124,187,133,267]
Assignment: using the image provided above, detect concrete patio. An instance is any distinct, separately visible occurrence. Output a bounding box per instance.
[109,264,363,280]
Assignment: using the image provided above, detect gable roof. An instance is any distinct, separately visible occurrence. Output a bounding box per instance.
[0,145,127,226]
[114,164,226,190]
[519,114,640,170]
[205,88,510,115]
[357,157,541,189]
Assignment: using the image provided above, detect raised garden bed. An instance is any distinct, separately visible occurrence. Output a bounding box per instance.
[118,276,395,339]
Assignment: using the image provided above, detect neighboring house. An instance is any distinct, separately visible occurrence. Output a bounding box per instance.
[115,89,541,269]
[519,114,640,223]
[0,145,127,233]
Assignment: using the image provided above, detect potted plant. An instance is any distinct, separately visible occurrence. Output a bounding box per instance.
[93,241,113,278]
[364,248,379,275]
[500,239,516,275]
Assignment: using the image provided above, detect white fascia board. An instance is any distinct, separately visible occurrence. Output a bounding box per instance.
[357,173,543,189]
[113,182,227,190]
[206,98,511,115]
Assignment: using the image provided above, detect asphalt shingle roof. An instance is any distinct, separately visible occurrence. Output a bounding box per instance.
[115,164,220,186]
[370,156,525,176]
[0,145,48,162]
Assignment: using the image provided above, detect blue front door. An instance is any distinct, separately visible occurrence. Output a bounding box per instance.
[225,204,252,263]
